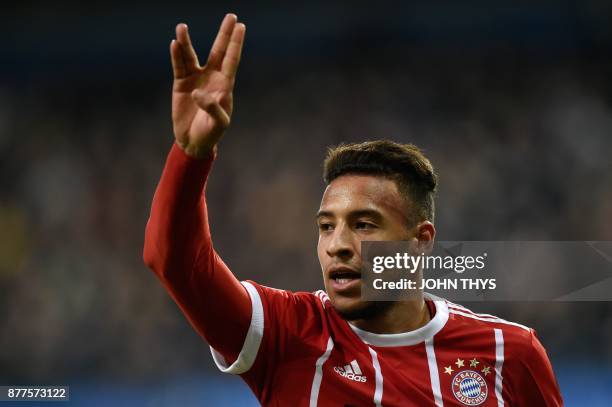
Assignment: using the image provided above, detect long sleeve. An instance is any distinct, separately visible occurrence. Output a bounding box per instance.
[143,143,251,363]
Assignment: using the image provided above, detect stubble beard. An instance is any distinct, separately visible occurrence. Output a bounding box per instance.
[333,300,394,321]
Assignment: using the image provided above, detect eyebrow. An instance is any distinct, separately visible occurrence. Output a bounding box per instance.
[315,209,384,221]
[315,210,333,219]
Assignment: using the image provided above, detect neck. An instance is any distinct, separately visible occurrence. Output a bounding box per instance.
[349,296,431,334]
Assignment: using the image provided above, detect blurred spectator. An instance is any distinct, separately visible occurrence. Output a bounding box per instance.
[1,3,611,391]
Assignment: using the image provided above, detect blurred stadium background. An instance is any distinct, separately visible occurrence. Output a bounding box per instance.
[1,1,612,405]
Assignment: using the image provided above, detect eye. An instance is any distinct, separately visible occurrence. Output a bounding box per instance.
[318,223,334,232]
[355,221,376,230]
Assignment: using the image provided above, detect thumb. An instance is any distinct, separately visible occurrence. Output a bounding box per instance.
[191,90,230,129]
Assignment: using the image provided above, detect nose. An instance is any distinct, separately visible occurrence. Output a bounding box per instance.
[325,222,356,260]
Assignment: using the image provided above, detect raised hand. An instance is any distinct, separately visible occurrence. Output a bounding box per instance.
[170,14,246,158]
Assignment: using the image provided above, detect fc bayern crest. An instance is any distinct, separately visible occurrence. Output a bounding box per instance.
[451,370,488,406]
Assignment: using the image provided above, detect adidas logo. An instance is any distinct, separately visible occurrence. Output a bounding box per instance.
[333,360,367,382]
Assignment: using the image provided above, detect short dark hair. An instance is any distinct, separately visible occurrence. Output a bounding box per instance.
[323,140,437,224]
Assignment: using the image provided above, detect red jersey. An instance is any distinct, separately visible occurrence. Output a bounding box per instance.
[144,144,563,407]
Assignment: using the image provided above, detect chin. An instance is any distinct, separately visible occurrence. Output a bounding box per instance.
[331,297,393,321]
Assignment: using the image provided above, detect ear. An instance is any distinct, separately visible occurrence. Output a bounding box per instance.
[415,221,436,254]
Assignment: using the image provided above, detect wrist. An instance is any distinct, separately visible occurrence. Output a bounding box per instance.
[175,140,217,160]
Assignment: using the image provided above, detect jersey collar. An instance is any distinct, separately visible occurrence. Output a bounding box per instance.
[347,295,449,347]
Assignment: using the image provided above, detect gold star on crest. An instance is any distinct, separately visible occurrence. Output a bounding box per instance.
[470,358,480,368]
[482,366,491,376]
[455,358,465,368]
[444,366,454,375]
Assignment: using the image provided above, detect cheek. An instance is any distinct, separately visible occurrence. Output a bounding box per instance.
[317,235,328,268]
[316,235,324,257]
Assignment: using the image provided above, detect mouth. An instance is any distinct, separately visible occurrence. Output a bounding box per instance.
[328,266,361,293]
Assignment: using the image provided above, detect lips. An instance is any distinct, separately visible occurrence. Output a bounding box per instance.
[328,266,361,293]
[329,266,361,280]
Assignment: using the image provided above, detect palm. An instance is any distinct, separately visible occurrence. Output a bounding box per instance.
[173,70,232,144]
[170,15,245,157]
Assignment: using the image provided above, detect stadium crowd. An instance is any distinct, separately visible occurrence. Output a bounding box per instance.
[1,34,611,391]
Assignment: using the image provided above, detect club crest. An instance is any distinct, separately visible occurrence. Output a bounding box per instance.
[451,369,488,405]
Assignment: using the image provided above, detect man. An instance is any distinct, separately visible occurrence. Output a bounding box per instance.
[143,14,563,406]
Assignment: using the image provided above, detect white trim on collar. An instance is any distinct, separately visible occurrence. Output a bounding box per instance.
[348,296,449,347]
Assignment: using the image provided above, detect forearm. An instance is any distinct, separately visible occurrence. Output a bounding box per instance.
[143,143,211,274]
[143,142,250,360]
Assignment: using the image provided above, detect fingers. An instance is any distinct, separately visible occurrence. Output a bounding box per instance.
[207,13,238,69]
[170,39,186,78]
[221,22,246,79]
[175,23,200,75]
[191,90,231,130]
[171,15,245,81]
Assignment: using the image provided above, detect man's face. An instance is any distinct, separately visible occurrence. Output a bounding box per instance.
[317,174,414,320]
